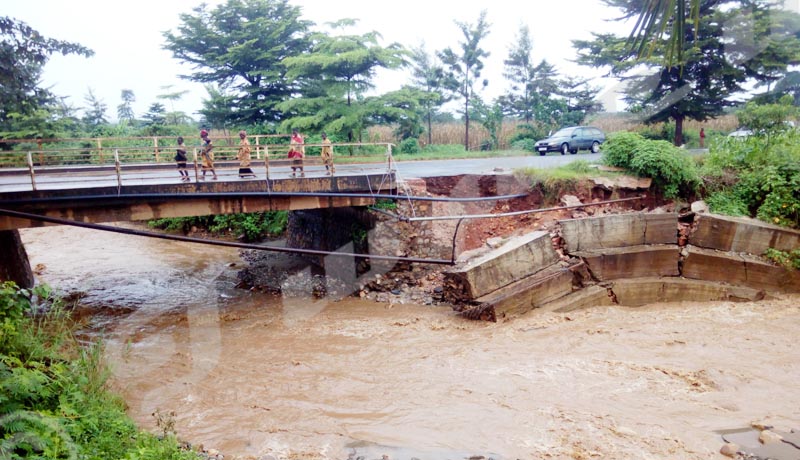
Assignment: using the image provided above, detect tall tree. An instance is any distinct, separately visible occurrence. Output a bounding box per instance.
[199,85,238,130]
[157,85,191,125]
[576,0,800,145]
[163,0,312,125]
[117,89,135,122]
[280,20,407,144]
[502,24,564,125]
[557,76,603,126]
[142,102,167,135]
[502,24,537,123]
[409,43,449,145]
[0,16,93,133]
[82,88,108,128]
[439,10,491,150]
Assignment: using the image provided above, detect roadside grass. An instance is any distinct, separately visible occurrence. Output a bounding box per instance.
[514,159,626,203]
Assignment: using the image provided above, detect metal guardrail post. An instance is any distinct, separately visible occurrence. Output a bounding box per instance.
[26,152,36,191]
[192,148,200,182]
[114,149,122,189]
[97,138,104,164]
[153,136,160,163]
[264,145,270,179]
[386,143,395,172]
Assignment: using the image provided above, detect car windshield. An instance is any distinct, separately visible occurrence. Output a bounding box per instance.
[552,128,577,138]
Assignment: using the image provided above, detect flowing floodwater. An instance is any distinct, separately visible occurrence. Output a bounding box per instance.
[20,225,800,459]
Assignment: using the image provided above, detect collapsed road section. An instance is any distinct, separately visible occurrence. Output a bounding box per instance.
[444,212,800,321]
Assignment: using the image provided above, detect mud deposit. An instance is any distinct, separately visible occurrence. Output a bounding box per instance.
[21,225,800,459]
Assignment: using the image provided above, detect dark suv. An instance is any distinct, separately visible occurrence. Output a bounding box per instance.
[534,126,606,155]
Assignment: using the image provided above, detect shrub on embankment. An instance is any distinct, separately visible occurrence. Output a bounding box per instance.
[148,211,288,242]
[701,129,800,229]
[602,132,700,199]
[0,281,197,460]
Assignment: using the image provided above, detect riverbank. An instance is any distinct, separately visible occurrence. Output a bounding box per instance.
[18,219,800,459]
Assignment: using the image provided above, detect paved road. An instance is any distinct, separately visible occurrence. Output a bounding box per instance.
[0,152,602,193]
[393,152,602,178]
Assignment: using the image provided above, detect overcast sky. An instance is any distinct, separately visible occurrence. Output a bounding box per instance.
[6,0,628,121]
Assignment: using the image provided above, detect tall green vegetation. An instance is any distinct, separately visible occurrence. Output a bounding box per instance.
[439,10,491,151]
[409,43,449,146]
[499,24,600,147]
[0,281,197,459]
[575,0,800,146]
[81,88,108,130]
[279,20,408,143]
[148,211,288,242]
[163,0,313,126]
[0,16,93,138]
[116,89,136,123]
[500,24,576,127]
[701,99,800,228]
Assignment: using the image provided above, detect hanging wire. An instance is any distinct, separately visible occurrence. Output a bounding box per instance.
[0,207,455,265]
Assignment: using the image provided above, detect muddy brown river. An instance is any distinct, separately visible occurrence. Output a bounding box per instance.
[20,224,800,459]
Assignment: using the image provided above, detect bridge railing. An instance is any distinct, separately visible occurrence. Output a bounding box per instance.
[0,140,396,192]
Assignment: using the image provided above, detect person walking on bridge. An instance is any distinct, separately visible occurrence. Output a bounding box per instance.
[320,132,335,176]
[175,136,190,182]
[287,128,305,177]
[237,130,256,178]
[199,129,217,181]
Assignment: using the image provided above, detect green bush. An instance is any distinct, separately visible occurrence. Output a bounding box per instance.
[511,138,536,152]
[603,132,699,198]
[398,138,421,154]
[149,211,288,242]
[701,128,800,228]
[627,139,699,198]
[602,132,644,168]
[704,190,749,217]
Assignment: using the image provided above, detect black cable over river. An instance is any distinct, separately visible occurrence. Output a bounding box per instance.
[20,224,800,460]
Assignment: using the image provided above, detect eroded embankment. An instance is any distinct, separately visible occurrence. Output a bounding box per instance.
[444,212,800,321]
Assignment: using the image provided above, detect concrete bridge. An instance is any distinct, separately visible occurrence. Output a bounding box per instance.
[0,137,399,287]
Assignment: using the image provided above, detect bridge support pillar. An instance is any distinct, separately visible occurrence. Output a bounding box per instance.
[0,230,34,288]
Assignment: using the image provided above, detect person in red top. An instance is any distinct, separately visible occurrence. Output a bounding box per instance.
[699,127,705,148]
[287,128,305,177]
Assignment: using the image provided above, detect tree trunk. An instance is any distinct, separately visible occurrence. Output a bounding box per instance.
[427,110,432,146]
[0,229,34,289]
[674,115,685,146]
[464,93,470,151]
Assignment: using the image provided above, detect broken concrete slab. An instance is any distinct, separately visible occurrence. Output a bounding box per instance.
[444,231,559,301]
[611,278,768,306]
[574,244,680,280]
[543,285,615,313]
[474,264,583,319]
[541,278,768,311]
[682,246,800,293]
[692,213,800,254]
[720,428,762,449]
[560,213,677,253]
[739,441,800,460]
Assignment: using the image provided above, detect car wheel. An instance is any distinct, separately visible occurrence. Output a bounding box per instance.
[591,141,600,153]
[561,143,569,155]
